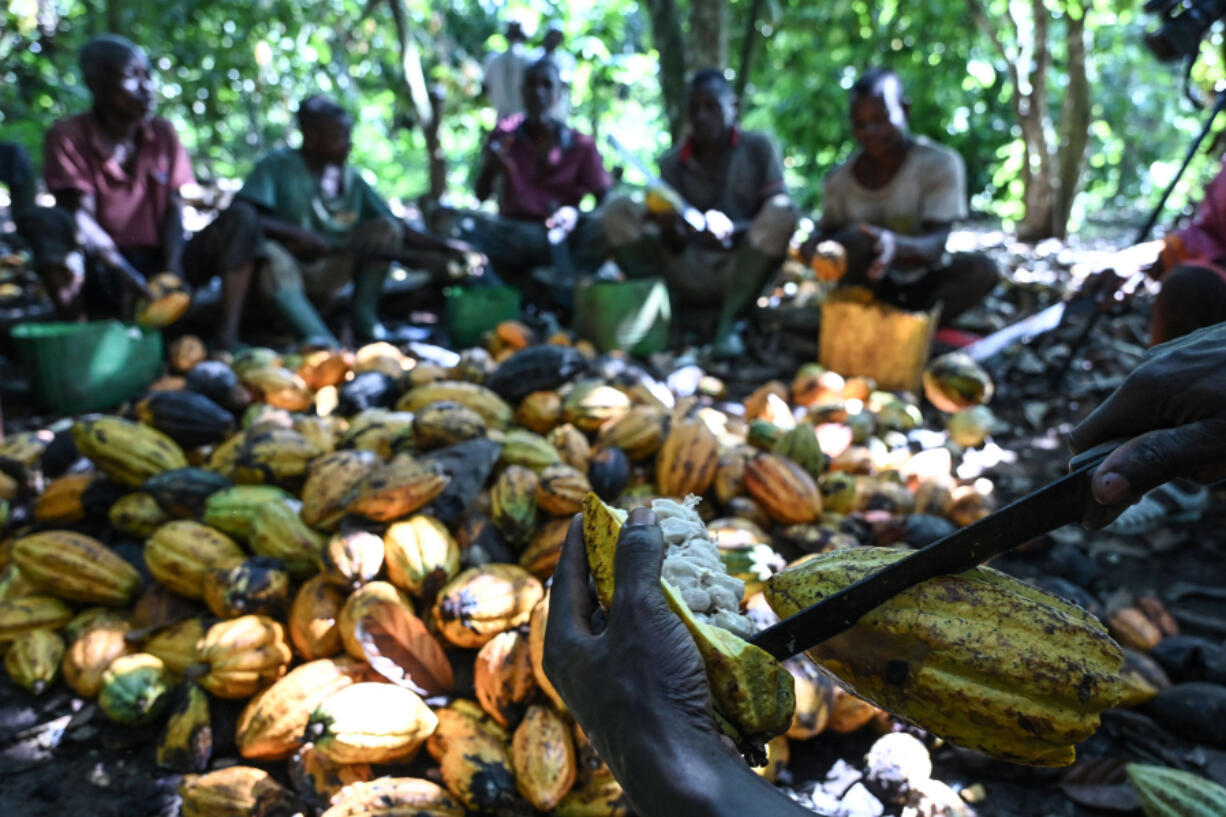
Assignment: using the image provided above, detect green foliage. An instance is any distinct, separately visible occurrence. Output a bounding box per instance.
[2,0,1224,234]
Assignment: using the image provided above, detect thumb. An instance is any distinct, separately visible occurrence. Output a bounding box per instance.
[1089,419,1226,506]
[610,506,666,618]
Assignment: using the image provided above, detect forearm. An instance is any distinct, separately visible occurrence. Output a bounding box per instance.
[160,195,186,273]
[401,223,456,254]
[474,161,499,201]
[257,214,319,246]
[599,717,810,817]
[893,229,949,265]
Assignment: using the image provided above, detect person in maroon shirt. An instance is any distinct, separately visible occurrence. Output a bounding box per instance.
[435,58,613,307]
[24,35,195,320]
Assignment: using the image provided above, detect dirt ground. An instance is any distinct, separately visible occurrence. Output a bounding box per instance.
[2,223,1226,816]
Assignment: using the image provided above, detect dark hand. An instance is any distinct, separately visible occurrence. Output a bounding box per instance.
[1080,268,1126,312]
[1069,321,1226,525]
[102,251,152,299]
[485,138,514,175]
[544,509,717,766]
[857,224,896,281]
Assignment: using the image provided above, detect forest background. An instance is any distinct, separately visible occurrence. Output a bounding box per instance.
[5,0,1226,242]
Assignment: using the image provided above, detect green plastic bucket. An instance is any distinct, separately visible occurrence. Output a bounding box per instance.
[573,277,671,356]
[11,321,163,414]
[444,286,522,348]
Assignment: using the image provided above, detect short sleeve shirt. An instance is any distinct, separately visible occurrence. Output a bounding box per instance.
[237,148,392,245]
[489,115,612,221]
[43,113,195,250]
[821,136,967,236]
[657,129,786,222]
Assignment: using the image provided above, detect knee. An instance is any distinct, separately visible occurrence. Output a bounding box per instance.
[958,252,1000,292]
[602,194,646,246]
[214,200,263,243]
[353,215,403,246]
[1158,264,1225,309]
[747,194,798,255]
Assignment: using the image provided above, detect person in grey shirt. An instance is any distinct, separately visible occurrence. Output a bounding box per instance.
[803,68,997,327]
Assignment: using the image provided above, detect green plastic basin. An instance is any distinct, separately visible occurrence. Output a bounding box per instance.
[11,320,163,414]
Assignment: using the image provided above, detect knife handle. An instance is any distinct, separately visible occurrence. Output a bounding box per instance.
[1067,438,1126,475]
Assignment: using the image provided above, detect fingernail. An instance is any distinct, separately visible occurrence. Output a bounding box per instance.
[628,507,657,525]
[1095,471,1131,504]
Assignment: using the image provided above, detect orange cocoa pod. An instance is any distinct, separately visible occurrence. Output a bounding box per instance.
[655,416,719,498]
[744,453,822,525]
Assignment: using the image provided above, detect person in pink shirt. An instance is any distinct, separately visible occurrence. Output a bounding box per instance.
[1093,156,1226,345]
[433,58,612,309]
[23,34,194,320]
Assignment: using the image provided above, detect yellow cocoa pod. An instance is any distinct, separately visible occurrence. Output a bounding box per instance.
[512,704,577,810]
[63,614,131,697]
[289,575,345,660]
[197,614,293,699]
[289,744,372,808]
[765,547,1132,765]
[474,630,537,728]
[157,682,212,772]
[426,700,518,813]
[301,450,382,531]
[383,514,461,599]
[536,464,590,516]
[433,564,543,649]
[179,766,298,817]
[13,530,142,606]
[321,529,385,591]
[237,656,369,760]
[5,628,64,694]
[145,520,244,599]
[321,777,462,817]
[655,416,719,498]
[308,682,438,764]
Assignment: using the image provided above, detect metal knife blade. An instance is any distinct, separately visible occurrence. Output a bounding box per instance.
[748,441,1120,661]
[963,302,1067,362]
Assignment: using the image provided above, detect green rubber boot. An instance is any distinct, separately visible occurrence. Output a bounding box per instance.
[269,287,338,348]
[350,266,404,343]
[612,237,668,280]
[708,246,779,359]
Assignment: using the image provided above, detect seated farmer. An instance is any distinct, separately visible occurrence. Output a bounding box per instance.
[185,95,474,349]
[446,58,612,298]
[25,35,194,320]
[803,68,997,327]
[603,69,797,357]
[1090,156,1226,345]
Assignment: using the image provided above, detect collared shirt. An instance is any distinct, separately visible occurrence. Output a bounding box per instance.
[489,114,612,222]
[658,128,786,222]
[237,148,393,245]
[43,113,195,250]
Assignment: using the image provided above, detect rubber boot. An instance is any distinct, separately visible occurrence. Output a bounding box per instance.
[351,266,420,345]
[708,246,779,359]
[269,287,338,348]
[612,237,667,280]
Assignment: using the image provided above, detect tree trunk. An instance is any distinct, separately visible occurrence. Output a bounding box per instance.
[1016,0,1056,241]
[387,0,447,200]
[1054,7,1091,239]
[644,0,689,144]
[735,0,764,101]
[688,0,728,73]
[106,0,123,33]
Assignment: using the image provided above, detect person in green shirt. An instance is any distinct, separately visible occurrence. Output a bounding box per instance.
[185,95,476,349]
